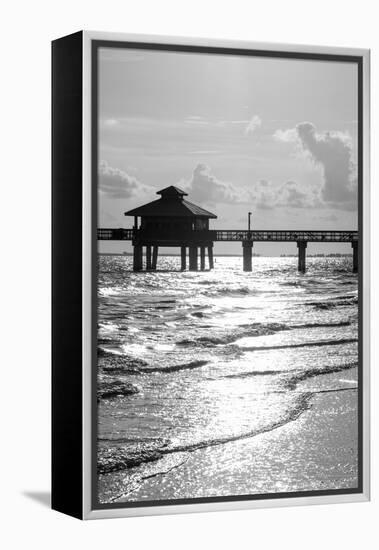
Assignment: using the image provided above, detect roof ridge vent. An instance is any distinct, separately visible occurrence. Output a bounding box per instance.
[156,185,188,198]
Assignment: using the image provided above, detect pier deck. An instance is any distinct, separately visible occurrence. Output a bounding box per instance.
[97,228,358,273]
[97,228,358,243]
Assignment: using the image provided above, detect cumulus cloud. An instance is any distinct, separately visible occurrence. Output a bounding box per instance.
[250,179,276,210]
[274,122,357,210]
[251,179,321,210]
[273,127,298,143]
[99,160,152,199]
[276,180,321,209]
[245,115,262,135]
[182,164,252,204]
[181,165,320,209]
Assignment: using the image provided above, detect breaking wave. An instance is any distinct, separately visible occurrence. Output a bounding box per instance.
[223,361,357,385]
[98,439,169,474]
[203,285,251,297]
[240,338,357,352]
[285,361,358,389]
[98,392,314,474]
[177,321,352,347]
[306,297,358,310]
[140,360,209,374]
[98,353,210,374]
[97,377,139,400]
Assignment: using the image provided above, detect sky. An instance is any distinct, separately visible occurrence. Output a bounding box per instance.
[98,46,358,255]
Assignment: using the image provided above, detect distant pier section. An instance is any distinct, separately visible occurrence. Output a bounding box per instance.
[97,186,358,273]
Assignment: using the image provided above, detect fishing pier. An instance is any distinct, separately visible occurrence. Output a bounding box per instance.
[98,186,358,273]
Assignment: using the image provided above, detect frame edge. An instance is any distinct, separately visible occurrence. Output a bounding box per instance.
[52,30,84,520]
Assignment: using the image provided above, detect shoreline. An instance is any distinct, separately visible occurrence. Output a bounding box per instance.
[99,386,358,504]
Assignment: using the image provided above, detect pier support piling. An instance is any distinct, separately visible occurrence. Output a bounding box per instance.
[133,245,143,271]
[297,241,307,272]
[189,246,198,271]
[152,246,158,270]
[242,241,253,272]
[352,241,358,273]
[181,246,186,271]
[208,245,214,270]
[146,245,152,270]
[200,246,206,271]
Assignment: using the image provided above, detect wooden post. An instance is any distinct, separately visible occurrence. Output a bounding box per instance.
[152,246,158,270]
[242,241,253,271]
[181,246,186,271]
[208,244,214,270]
[189,246,198,271]
[200,246,206,270]
[297,241,307,272]
[353,242,358,273]
[146,245,152,270]
[133,245,143,271]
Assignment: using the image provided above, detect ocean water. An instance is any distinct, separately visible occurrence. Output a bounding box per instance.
[96,256,358,504]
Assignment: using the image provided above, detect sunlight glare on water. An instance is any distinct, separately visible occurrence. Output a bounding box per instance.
[97,255,358,503]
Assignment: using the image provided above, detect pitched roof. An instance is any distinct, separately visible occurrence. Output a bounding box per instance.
[156,185,188,197]
[124,188,217,218]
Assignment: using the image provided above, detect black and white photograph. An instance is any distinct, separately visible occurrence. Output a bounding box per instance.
[95,42,362,507]
[4,0,379,542]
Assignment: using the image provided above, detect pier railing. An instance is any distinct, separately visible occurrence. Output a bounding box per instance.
[97,228,358,243]
[97,228,134,240]
[97,227,358,273]
[214,230,358,242]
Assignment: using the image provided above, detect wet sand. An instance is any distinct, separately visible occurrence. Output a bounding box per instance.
[102,388,358,503]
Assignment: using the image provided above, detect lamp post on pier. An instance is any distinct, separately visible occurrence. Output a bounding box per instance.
[243,211,253,271]
[247,211,253,241]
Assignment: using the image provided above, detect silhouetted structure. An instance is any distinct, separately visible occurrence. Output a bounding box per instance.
[98,189,359,273]
[124,186,217,271]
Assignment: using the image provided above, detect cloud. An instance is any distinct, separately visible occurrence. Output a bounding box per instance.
[181,165,320,209]
[182,164,252,204]
[251,179,321,210]
[276,180,321,209]
[245,115,262,135]
[273,127,298,143]
[274,122,357,210]
[98,160,152,199]
[217,115,262,133]
[250,179,277,209]
[184,116,209,126]
[218,119,248,126]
